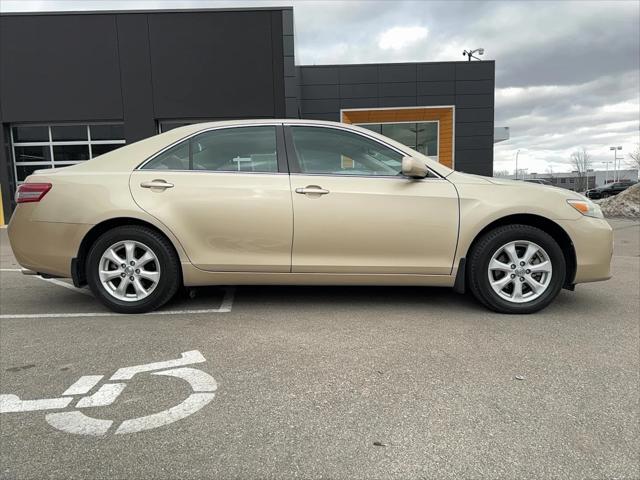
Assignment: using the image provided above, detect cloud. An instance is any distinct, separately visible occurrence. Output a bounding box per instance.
[378,26,428,51]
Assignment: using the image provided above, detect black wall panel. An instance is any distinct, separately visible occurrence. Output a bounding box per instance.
[417,81,455,96]
[379,82,417,97]
[0,14,123,122]
[416,95,456,106]
[148,11,277,119]
[339,84,378,98]
[339,65,378,84]
[417,63,455,81]
[378,63,416,83]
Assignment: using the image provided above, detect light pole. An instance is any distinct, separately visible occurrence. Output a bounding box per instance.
[610,146,622,182]
[514,149,520,180]
[604,159,610,185]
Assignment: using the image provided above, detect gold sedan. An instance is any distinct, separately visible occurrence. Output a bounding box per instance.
[8,120,613,314]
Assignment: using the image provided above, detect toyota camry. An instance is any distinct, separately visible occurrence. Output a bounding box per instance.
[8,120,613,314]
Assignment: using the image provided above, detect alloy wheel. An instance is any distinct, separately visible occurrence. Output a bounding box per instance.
[487,240,553,304]
[98,240,161,302]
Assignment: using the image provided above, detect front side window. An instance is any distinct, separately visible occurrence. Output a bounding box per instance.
[289,126,404,176]
[143,126,278,173]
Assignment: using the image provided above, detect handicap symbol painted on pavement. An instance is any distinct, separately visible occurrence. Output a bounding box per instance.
[0,350,217,436]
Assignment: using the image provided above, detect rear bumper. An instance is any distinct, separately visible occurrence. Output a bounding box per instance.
[8,206,90,278]
[561,216,613,284]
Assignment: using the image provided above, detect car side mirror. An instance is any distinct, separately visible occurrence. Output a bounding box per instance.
[401,156,428,179]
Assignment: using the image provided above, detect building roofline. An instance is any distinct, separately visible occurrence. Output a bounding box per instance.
[0,6,292,17]
[297,60,495,68]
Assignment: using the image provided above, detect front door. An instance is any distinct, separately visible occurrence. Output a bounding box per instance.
[285,125,459,275]
[130,125,292,272]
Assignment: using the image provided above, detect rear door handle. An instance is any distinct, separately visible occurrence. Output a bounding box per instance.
[140,180,174,189]
[295,186,329,195]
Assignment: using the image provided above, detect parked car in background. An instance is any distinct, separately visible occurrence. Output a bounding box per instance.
[585,180,637,199]
[8,120,613,315]
[524,179,553,186]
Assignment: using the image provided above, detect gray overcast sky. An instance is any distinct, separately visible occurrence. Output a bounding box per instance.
[2,0,639,174]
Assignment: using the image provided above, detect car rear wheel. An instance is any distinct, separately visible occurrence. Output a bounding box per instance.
[86,225,181,313]
[467,224,566,314]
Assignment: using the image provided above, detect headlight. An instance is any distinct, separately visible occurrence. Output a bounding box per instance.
[567,199,603,218]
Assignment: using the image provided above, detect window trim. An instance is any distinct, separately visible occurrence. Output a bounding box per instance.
[137,124,288,174]
[283,123,444,180]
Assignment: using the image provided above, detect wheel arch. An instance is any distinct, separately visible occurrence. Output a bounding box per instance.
[72,217,184,287]
[460,214,577,290]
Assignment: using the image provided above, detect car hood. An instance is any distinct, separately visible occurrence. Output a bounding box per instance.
[447,171,588,200]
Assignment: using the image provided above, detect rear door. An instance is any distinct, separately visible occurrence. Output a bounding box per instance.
[130,125,293,272]
[285,124,459,275]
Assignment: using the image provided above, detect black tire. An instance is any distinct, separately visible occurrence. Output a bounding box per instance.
[467,224,566,314]
[86,225,181,314]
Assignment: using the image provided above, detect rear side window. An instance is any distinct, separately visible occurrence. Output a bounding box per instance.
[143,126,277,172]
[142,141,189,170]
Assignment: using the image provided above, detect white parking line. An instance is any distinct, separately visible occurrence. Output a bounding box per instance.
[0,287,236,319]
[39,277,94,296]
[1,268,92,295]
[0,268,236,318]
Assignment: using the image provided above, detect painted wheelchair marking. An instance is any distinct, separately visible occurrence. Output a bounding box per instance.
[0,350,217,436]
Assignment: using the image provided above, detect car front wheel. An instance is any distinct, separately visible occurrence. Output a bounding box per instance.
[86,225,181,313]
[467,224,566,314]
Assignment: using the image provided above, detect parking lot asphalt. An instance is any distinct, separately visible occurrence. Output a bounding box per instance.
[0,219,638,480]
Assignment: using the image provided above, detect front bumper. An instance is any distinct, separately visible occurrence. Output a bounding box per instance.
[561,216,613,284]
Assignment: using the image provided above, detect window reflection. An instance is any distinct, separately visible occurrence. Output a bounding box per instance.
[355,121,438,157]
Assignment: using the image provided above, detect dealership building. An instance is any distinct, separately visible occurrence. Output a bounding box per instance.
[0,7,496,221]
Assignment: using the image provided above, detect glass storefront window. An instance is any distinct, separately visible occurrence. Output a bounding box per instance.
[51,125,88,141]
[10,123,125,183]
[11,126,49,143]
[53,145,90,162]
[13,146,52,163]
[355,121,438,158]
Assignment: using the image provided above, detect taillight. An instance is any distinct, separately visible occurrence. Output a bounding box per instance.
[15,183,52,203]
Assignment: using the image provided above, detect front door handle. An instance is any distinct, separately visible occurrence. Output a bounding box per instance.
[295,186,330,195]
[140,180,174,189]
